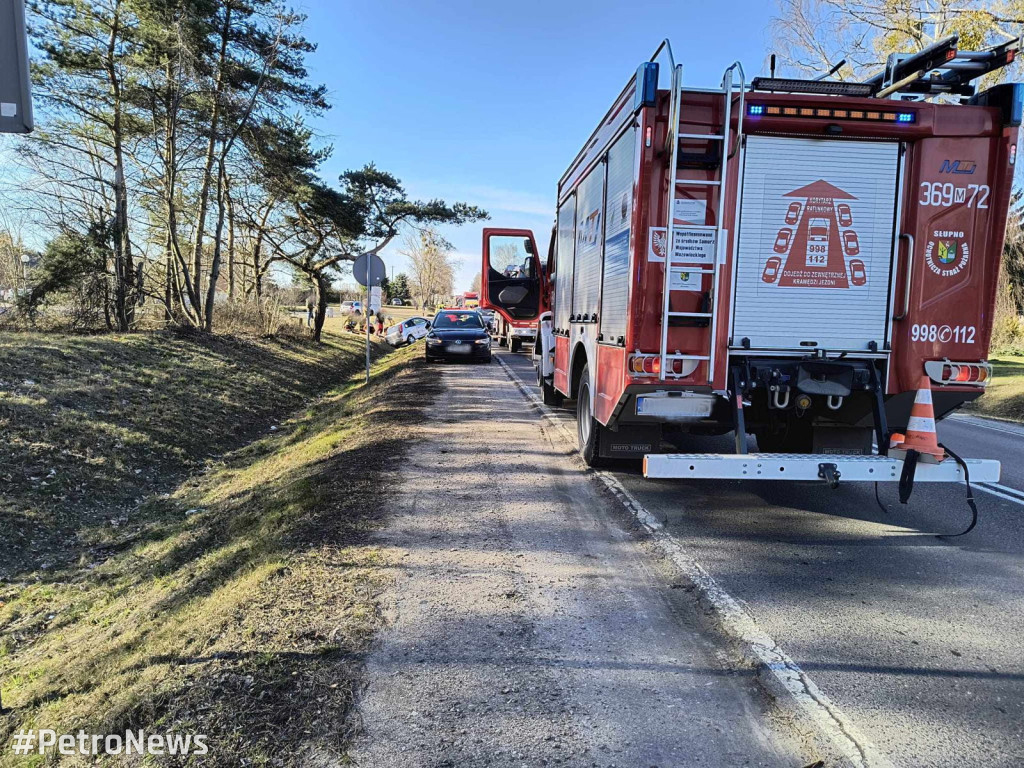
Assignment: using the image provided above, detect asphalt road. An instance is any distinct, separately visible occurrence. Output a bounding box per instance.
[497,348,1024,768]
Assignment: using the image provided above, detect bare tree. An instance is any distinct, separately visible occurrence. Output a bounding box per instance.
[772,0,1022,79]
[402,229,458,310]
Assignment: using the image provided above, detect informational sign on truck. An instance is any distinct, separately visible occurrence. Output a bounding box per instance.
[648,227,717,264]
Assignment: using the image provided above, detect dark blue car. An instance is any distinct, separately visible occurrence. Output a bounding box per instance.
[425,310,492,364]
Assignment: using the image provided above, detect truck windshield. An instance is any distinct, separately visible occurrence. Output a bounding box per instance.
[432,312,483,329]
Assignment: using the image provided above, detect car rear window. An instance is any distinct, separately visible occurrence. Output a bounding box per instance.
[432,312,483,329]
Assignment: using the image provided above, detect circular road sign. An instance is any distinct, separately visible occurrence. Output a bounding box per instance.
[353,252,387,287]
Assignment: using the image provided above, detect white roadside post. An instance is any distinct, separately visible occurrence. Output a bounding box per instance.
[353,252,387,384]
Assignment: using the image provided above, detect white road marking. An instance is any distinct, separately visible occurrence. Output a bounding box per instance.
[975,482,1024,507]
[947,413,1024,438]
[494,353,892,768]
[870,445,1024,507]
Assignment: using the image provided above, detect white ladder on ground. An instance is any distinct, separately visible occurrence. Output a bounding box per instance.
[658,61,745,383]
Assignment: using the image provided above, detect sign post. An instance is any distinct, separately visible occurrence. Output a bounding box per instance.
[353,252,387,383]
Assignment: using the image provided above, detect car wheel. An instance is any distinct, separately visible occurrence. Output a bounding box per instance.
[576,365,606,467]
[405,334,414,345]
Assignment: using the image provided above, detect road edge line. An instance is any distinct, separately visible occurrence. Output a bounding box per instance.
[494,353,892,768]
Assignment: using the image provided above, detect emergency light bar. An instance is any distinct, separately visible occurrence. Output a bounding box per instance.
[750,77,874,97]
[747,103,916,123]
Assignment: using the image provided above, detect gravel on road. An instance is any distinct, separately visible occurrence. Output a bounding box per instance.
[350,358,808,767]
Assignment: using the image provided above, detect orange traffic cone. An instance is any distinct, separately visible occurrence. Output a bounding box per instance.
[889,375,946,464]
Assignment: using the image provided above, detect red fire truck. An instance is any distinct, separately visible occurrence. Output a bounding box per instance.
[483,245,538,351]
[493,312,537,353]
[482,36,1019,488]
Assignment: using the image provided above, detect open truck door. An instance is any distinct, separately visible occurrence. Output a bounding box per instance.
[481,228,546,323]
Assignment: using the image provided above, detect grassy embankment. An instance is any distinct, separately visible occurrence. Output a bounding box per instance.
[968,354,1024,422]
[0,329,437,765]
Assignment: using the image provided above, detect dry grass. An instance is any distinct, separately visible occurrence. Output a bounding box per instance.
[968,355,1024,422]
[0,329,377,581]
[0,330,437,765]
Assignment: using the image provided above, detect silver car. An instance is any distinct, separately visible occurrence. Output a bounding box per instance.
[385,316,431,347]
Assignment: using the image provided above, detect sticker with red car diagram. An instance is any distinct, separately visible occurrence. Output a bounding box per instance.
[760,180,866,289]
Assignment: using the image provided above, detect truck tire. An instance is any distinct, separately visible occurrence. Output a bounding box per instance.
[538,361,564,406]
[576,365,607,467]
[498,332,507,347]
[510,337,521,353]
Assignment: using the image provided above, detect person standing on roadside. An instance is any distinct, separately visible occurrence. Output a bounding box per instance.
[375,309,385,337]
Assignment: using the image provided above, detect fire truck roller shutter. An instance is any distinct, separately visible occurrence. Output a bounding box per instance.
[555,196,576,331]
[731,136,899,351]
[600,127,636,343]
[571,162,606,320]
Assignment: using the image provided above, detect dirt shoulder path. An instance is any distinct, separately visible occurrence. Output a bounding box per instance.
[350,357,806,767]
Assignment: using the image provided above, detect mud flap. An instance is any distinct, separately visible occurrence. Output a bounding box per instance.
[599,423,663,460]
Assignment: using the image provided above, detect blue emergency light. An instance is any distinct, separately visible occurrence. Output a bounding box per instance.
[897,112,915,123]
[748,104,764,116]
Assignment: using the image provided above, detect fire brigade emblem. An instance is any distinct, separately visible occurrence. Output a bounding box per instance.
[761,180,864,289]
[925,231,969,277]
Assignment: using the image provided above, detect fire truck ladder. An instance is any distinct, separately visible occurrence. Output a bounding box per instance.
[658,61,745,384]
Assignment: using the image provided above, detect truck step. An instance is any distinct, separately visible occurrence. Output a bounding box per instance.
[642,453,1001,483]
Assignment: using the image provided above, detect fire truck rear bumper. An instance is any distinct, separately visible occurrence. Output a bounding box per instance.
[642,453,1000,484]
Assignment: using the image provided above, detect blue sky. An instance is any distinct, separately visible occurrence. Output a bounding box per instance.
[304,0,780,292]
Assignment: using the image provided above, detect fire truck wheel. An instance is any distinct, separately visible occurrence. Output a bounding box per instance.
[510,338,522,353]
[576,365,607,467]
[498,333,507,347]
